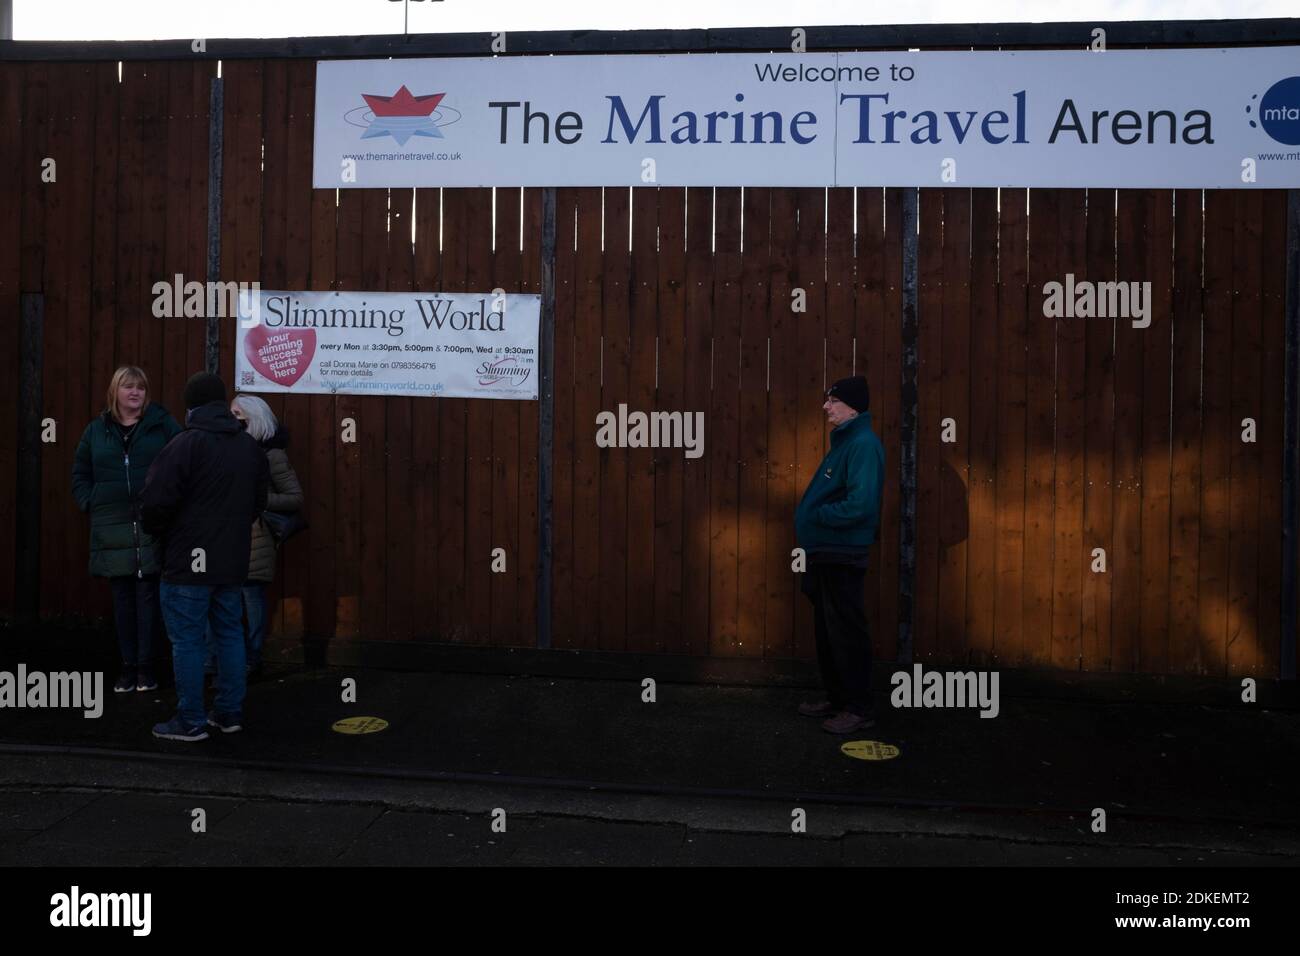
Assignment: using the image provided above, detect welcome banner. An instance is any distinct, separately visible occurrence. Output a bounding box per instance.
[313,48,1300,189]
[235,290,541,400]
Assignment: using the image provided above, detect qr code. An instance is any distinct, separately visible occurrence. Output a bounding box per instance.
[241,371,254,385]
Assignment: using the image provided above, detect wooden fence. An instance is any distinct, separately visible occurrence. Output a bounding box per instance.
[0,55,1294,676]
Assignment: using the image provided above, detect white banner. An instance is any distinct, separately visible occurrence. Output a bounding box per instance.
[234,290,540,400]
[313,49,1300,189]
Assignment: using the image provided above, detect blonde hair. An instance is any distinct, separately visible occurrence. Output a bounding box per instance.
[231,394,278,442]
[105,366,149,422]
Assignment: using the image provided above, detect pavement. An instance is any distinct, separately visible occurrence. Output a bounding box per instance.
[1,623,1298,865]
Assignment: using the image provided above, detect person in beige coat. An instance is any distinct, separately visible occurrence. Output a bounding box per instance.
[204,394,304,680]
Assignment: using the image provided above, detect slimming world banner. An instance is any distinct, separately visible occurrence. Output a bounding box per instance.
[235,290,540,400]
[313,48,1300,189]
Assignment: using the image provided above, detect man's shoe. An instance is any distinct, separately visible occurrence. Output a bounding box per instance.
[113,674,136,694]
[821,710,877,735]
[798,700,835,718]
[136,675,158,692]
[206,712,243,734]
[152,717,209,742]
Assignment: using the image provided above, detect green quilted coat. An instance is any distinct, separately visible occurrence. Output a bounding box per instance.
[71,402,182,578]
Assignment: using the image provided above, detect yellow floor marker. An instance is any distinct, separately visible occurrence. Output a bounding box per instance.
[332,716,389,735]
[841,739,900,761]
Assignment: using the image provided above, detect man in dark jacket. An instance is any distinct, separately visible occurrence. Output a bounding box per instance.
[142,372,269,741]
[793,375,885,734]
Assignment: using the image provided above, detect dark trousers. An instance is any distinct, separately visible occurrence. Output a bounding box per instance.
[803,562,873,714]
[109,574,161,679]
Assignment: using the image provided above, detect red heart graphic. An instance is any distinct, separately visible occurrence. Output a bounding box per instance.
[243,326,317,388]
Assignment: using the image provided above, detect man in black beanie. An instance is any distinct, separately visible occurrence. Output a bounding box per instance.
[794,375,886,734]
[142,372,269,741]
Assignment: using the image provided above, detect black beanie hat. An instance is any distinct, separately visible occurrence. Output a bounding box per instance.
[183,371,227,410]
[826,375,870,413]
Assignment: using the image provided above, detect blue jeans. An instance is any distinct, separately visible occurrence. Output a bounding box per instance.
[160,582,245,728]
[204,584,267,670]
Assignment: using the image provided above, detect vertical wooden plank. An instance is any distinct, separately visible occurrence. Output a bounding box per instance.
[463,186,495,644]
[161,61,194,431]
[878,187,904,659]
[185,62,211,396]
[1256,191,1287,679]
[89,61,123,621]
[39,64,68,619]
[1139,190,1175,674]
[938,188,971,662]
[710,187,743,655]
[737,187,770,657]
[1199,190,1235,676]
[994,187,1028,668]
[825,189,856,381]
[827,186,863,641]
[569,186,603,649]
[306,170,338,646]
[517,187,541,642]
[550,187,576,649]
[1051,188,1088,671]
[385,186,414,642]
[61,64,97,620]
[914,187,943,661]
[333,189,364,641]
[655,187,686,654]
[1168,189,1204,675]
[276,58,315,641]
[856,187,890,658]
[965,188,999,667]
[764,188,798,659]
[626,187,659,653]
[791,187,825,662]
[1023,188,1060,668]
[354,192,389,644]
[1227,190,1264,676]
[491,186,523,645]
[1112,190,1147,672]
[137,63,169,413]
[19,64,47,298]
[220,60,262,388]
[258,60,290,639]
[436,189,471,641]
[114,63,143,376]
[599,186,631,651]
[683,186,714,656]
[1082,188,1117,671]
[409,186,440,639]
[137,64,168,404]
[0,63,25,613]
[88,59,121,396]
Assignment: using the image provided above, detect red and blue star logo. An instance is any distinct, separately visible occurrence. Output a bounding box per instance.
[344,85,461,145]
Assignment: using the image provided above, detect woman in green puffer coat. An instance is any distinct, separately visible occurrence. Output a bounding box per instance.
[71,366,183,694]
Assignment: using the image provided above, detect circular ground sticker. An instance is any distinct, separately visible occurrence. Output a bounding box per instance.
[332,716,389,735]
[841,739,900,761]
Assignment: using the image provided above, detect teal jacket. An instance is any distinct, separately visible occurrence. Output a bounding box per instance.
[794,411,886,553]
[71,402,183,578]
